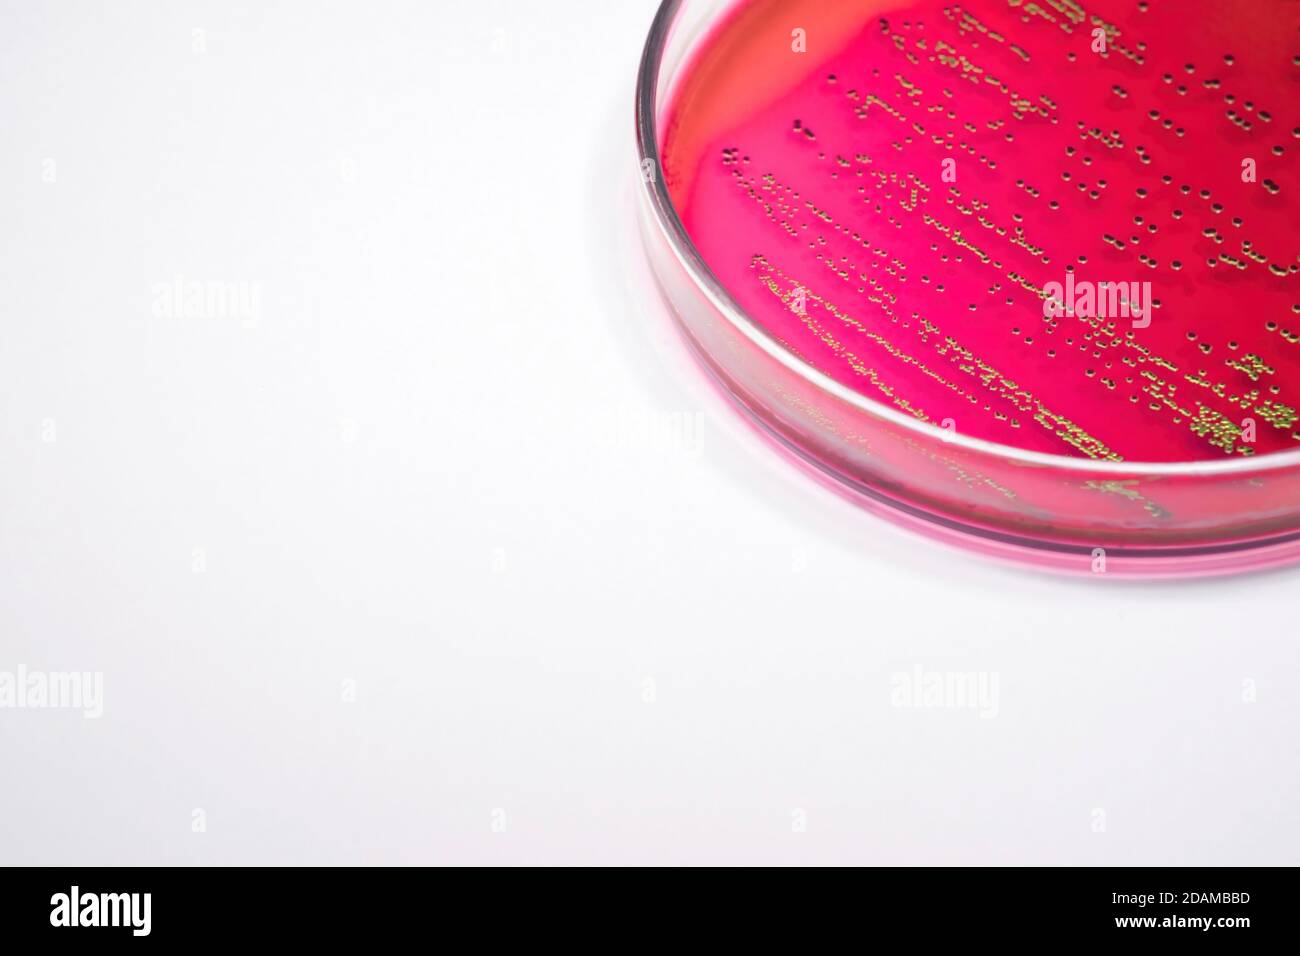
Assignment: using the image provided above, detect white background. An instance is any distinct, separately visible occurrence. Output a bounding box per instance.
[1,0,1296,865]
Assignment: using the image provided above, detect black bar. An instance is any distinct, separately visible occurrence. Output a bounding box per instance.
[0,866,1289,943]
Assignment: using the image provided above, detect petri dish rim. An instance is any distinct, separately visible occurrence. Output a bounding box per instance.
[634,0,1300,479]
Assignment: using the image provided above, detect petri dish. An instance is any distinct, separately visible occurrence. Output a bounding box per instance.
[635,0,1300,577]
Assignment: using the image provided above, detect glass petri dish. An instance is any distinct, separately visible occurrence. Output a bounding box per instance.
[635,0,1300,577]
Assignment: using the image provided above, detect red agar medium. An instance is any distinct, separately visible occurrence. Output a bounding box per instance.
[662,0,1300,464]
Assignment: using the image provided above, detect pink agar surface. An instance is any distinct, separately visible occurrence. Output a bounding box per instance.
[663,0,1300,463]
